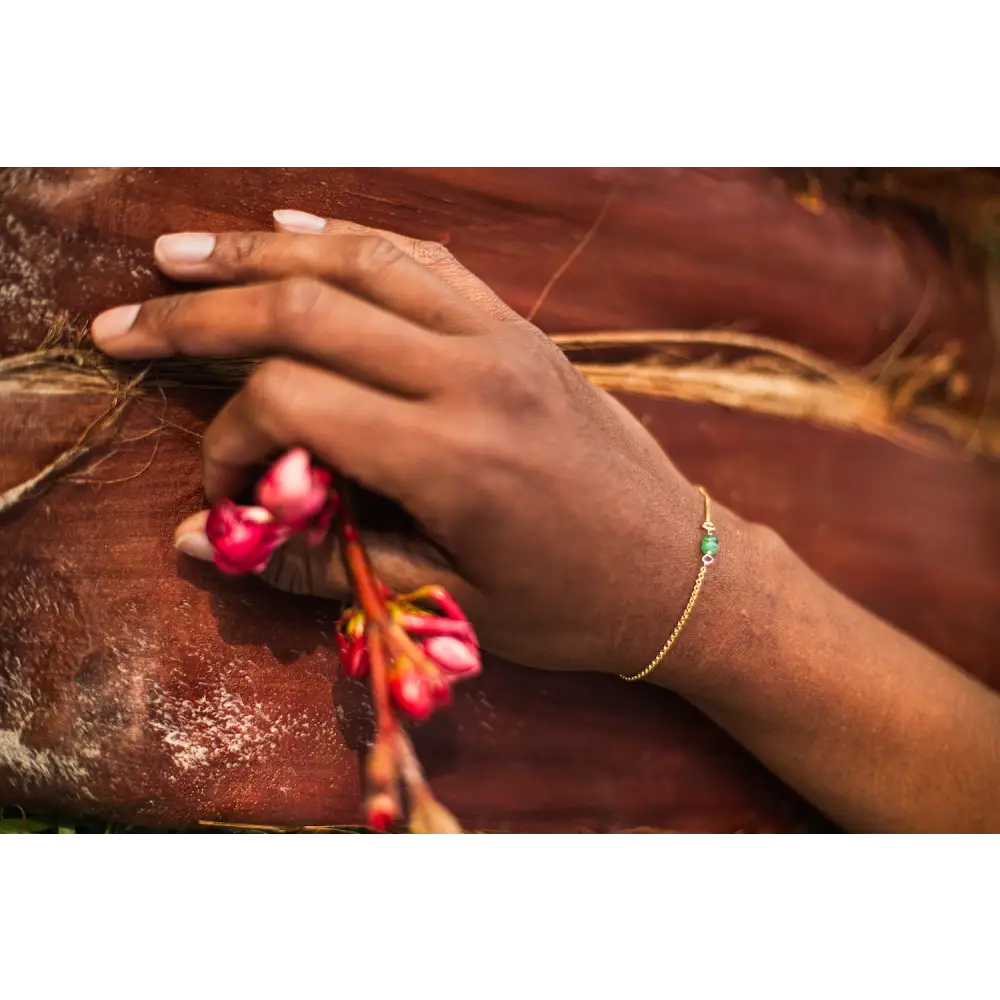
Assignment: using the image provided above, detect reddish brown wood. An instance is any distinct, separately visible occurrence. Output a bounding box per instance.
[1,168,997,832]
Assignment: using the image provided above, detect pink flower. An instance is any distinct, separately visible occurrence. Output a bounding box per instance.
[335,584,480,719]
[365,793,398,833]
[424,667,453,709]
[395,586,481,684]
[255,447,336,536]
[396,612,476,643]
[385,659,452,718]
[205,499,290,575]
[335,609,370,679]
[305,501,335,547]
[336,634,370,680]
[421,635,481,680]
[389,666,434,720]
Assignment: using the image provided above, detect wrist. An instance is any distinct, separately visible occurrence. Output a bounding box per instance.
[636,505,785,697]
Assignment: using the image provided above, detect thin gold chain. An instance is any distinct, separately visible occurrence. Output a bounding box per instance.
[620,486,716,683]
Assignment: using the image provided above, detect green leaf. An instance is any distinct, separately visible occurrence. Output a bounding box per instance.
[58,824,76,834]
[0,817,52,833]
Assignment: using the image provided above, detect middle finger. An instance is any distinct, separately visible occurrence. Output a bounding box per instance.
[91,278,453,397]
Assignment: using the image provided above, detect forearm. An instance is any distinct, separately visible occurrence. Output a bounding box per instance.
[659,515,1000,832]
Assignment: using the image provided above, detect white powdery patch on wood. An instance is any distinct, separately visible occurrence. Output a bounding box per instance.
[0,184,156,351]
[0,727,91,788]
[149,686,278,773]
[147,672,336,779]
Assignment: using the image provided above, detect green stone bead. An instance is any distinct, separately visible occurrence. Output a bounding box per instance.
[701,535,719,556]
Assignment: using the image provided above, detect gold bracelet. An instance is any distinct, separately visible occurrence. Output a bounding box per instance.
[619,486,718,682]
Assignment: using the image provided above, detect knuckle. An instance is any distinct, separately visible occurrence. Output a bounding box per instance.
[351,235,405,277]
[410,238,453,268]
[273,276,325,328]
[446,419,525,515]
[481,351,549,416]
[221,231,264,266]
[244,357,298,412]
[201,420,233,470]
[146,293,183,332]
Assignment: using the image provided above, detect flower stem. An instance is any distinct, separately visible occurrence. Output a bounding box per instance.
[335,483,388,627]
[334,478,396,733]
[333,476,460,832]
[393,728,432,799]
[394,730,462,833]
[367,627,396,734]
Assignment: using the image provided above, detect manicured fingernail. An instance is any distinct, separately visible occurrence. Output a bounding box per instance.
[175,531,214,562]
[155,232,216,264]
[91,304,141,343]
[273,209,326,233]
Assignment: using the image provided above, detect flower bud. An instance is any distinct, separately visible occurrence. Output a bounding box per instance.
[305,502,335,547]
[335,609,370,679]
[397,612,476,642]
[389,660,433,720]
[395,587,480,686]
[422,635,482,680]
[402,585,468,624]
[340,608,366,639]
[424,667,453,709]
[365,793,398,833]
[255,447,337,533]
[335,633,370,679]
[205,499,290,575]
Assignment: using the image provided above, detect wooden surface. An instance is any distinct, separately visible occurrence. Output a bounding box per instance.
[1,167,997,831]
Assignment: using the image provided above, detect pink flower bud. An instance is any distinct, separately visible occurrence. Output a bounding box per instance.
[205,499,290,575]
[404,585,468,623]
[397,612,476,643]
[335,609,370,679]
[255,447,337,532]
[365,793,398,833]
[390,665,433,720]
[305,501,335,547]
[392,587,481,690]
[421,635,482,681]
[424,667,453,709]
[336,634,370,680]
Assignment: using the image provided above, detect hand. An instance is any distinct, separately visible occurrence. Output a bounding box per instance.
[92,210,755,676]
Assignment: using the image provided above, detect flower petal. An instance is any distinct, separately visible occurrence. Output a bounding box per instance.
[422,635,481,680]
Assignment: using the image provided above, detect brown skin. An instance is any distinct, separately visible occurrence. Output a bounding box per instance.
[92,212,1000,833]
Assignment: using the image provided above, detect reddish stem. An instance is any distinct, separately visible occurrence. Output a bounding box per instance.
[336,486,388,627]
[393,729,433,801]
[335,479,396,733]
[334,478,458,831]
[367,628,396,734]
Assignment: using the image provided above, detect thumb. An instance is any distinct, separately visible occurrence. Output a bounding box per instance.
[173,510,468,603]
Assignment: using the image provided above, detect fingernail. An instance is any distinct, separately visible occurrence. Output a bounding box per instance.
[91,304,141,343]
[273,209,326,233]
[155,232,216,264]
[175,531,215,562]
